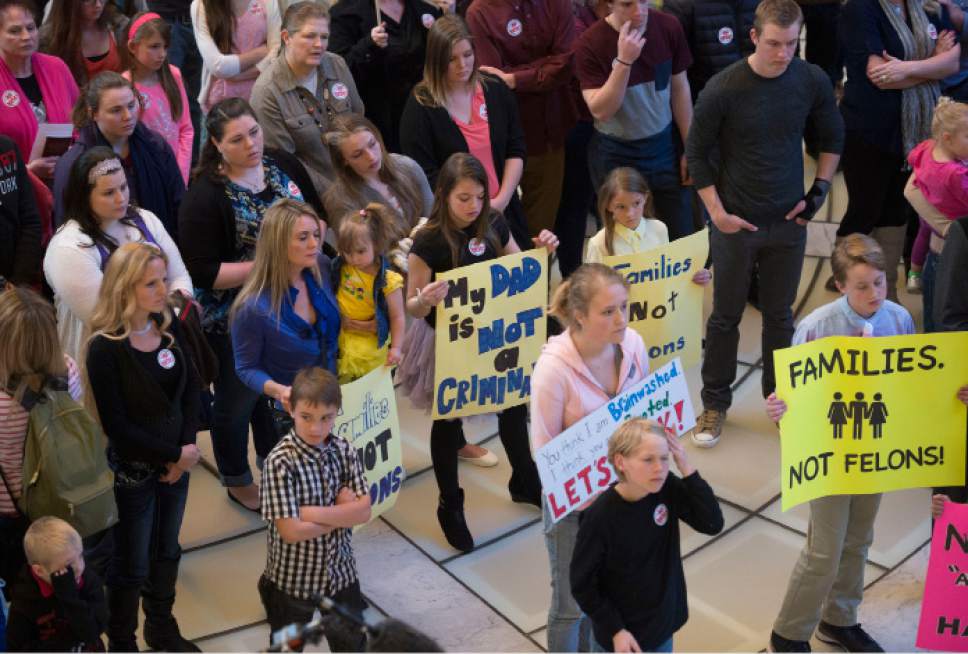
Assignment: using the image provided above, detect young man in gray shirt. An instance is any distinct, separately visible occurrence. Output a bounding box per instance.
[686,0,844,447]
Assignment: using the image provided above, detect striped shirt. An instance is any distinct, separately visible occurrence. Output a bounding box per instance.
[0,357,83,517]
[261,430,368,600]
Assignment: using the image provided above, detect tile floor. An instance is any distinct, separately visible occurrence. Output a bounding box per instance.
[168,164,938,652]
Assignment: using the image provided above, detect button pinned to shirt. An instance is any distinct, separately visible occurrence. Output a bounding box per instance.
[2,90,20,108]
[422,12,435,28]
[506,18,523,36]
[718,26,734,45]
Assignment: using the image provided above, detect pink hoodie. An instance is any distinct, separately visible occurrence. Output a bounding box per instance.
[530,327,650,453]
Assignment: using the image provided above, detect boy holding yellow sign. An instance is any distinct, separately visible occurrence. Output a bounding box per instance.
[764,235,910,653]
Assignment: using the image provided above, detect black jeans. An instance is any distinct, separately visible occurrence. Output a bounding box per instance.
[431,403,541,505]
[258,575,366,652]
[701,220,806,410]
[554,120,597,278]
[206,331,278,486]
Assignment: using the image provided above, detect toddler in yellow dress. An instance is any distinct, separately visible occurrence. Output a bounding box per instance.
[332,203,407,383]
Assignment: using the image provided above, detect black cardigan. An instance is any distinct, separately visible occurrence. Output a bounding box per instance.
[85,317,200,467]
[177,149,324,290]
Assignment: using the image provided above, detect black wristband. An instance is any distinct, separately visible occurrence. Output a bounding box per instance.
[614,57,632,66]
[796,179,832,222]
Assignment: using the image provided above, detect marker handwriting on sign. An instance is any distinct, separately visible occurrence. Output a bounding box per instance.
[443,256,542,317]
[787,344,941,389]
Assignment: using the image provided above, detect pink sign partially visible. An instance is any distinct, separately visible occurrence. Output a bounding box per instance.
[917,501,968,651]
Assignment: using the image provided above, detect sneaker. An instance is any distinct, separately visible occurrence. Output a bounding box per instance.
[817,622,884,652]
[768,631,811,652]
[906,271,922,294]
[692,408,726,448]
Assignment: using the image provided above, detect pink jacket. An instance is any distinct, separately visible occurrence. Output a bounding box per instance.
[0,53,79,161]
[530,327,650,453]
[124,65,194,184]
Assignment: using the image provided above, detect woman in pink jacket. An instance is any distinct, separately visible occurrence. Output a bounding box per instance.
[530,262,650,653]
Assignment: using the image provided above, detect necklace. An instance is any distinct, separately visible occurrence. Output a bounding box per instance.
[131,321,154,336]
[226,164,267,193]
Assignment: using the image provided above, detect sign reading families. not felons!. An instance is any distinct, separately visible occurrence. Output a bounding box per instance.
[917,501,968,651]
[334,367,404,522]
[535,358,696,524]
[605,229,709,370]
[433,249,548,419]
[773,333,968,510]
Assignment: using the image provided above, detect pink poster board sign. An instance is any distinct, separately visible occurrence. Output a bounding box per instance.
[917,501,968,651]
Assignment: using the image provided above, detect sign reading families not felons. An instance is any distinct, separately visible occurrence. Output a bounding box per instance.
[433,249,548,419]
[333,367,404,522]
[535,358,696,523]
[773,333,968,510]
[605,229,709,370]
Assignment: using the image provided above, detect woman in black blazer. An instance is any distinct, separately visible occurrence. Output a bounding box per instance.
[400,14,528,248]
[85,242,201,652]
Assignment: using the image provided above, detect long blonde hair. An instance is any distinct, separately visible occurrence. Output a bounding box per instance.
[414,14,480,108]
[0,287,67,402]
[86,242,174,347]
[231,198,323,323]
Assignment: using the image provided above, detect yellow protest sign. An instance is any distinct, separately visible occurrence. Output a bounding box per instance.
[433,249,548,419]
[774,332,968,510]
[605,229,709,370]
[334,367,403,522]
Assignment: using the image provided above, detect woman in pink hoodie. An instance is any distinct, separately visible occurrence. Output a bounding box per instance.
[531,263,650,653]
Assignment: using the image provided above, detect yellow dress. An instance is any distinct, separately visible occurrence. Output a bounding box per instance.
[336,264,403,383]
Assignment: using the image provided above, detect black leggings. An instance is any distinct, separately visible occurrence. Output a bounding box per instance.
[430,403,541,505]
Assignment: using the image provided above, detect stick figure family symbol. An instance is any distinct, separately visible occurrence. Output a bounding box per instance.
[827,392,888,440]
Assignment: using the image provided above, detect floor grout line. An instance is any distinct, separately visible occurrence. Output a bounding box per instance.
[437,516,542,566]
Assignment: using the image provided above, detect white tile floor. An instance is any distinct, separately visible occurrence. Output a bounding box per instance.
[169,169,938,652]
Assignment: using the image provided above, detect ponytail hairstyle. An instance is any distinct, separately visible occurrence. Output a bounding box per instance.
[123,12,184,122]
[549,263,629,330]
[71,71,143,129]
[192,97,257,181]
[336,203,396,262]
[62,146,140,256]
[201,0,237,55]
[42,0,120,85]
[931,96,968,141]
[597,167,653,257]
[425,153,498,268]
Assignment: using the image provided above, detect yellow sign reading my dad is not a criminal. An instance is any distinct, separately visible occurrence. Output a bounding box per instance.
[774,332,968,510]
[433,249,548,420]
[605,229,709,370]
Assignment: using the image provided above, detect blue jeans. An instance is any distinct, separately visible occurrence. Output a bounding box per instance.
[206,332,278,486]
[921,250,939,333]
[164,15,202,162]
[588,125,693,241]
[543,500,590,652]
[592,635,673,652]
[701,220,806,409]
[107,472,189,589]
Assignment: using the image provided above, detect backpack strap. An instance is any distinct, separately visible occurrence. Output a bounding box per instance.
[0,460,24,517]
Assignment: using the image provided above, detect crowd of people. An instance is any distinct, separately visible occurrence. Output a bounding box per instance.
[1,0,968,651]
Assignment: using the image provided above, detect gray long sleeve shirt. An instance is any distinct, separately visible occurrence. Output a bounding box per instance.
[686,57,844,226]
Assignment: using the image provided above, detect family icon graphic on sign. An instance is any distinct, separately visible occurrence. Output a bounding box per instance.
[827,392,889,440]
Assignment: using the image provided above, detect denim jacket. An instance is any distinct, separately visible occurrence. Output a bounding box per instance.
[330,254,391,348]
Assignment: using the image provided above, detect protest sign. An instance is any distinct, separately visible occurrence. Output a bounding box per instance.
[334,367,403,521]
[535,358,696,523]
[605,229,709,369]
[773,332,968,510]
[433,249,548,419]
[917,501,968,651]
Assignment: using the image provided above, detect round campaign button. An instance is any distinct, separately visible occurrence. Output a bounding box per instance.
[718,26,734,45]
[287,180,301,196]
[654,503,668,526]
[331,82,349,100]
[927,24,938,40]
[2,90,20,108]
[468,238,486,256]
[478,103,488,121]
[157,348,176,370]
[422,13,435,28]
[507,18,522,37]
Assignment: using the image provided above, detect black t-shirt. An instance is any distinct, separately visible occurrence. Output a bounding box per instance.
[410,211,511,325]
[131,341,182,401]
[16,74,41,106]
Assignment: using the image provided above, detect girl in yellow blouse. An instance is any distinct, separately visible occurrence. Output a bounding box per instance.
[333,203,406,383]
[585,168,711,290]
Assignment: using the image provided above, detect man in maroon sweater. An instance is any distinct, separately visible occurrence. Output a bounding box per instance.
[466,0,579,238]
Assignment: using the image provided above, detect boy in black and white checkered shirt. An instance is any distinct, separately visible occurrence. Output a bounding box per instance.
[258,367,372,651]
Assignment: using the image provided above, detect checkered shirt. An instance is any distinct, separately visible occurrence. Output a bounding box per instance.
[261,431,369,600]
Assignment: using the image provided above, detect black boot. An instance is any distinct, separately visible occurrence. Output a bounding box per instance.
[107,585,141,652]
[142,557,200,652]
[437,489,474,553]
